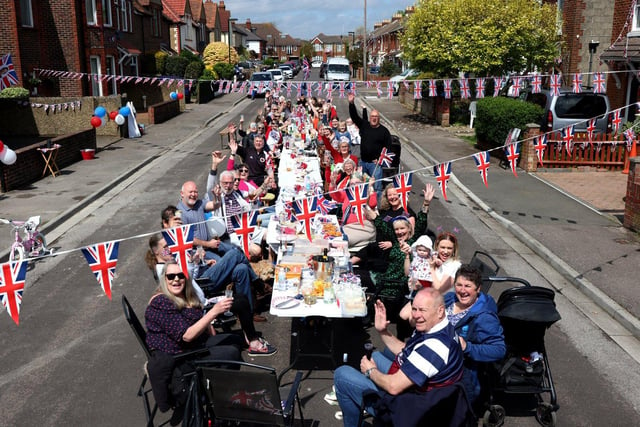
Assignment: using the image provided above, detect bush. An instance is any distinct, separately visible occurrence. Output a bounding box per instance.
[203,42,238,68]
[180,50,200,63]
[0,87,29,98]
[213,62,234,80]
[184,61,204,80]
[380,60,400,77]
[165,55,189,78]
[155,51,168,75]
[201,68,217,80]
[475,97,544,148]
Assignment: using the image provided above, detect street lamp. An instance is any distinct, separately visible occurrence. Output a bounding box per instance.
[348,31,355,45]
[363,0,367,80]
[228,17,238,64]
[587,40,599,88]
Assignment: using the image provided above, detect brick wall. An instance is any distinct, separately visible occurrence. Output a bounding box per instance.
[1,1,21,83]
[148,100,181,124]
[0,128,96,192]
[520,124,541,172]
[624,157,640,232]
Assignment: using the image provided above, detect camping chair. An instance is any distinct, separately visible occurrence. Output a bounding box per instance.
[197,360,304,426]
[121,295,209,427]
[469,251,500,293]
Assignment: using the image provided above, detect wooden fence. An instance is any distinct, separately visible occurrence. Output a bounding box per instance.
[542,131,629,170]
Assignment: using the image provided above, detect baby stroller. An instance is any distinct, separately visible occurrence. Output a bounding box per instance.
[483,277,561,427]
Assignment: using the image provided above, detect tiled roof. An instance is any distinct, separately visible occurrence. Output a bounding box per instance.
[162,0,183,23]
[188,0,202,20]
[202,0,218,30]
[600,35,640,62]
[370,19,403,38]
[219,8,231,32]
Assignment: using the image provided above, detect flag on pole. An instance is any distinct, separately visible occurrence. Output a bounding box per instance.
[0,260,28,325]
[472,151,490,187]
[81,242,119,299]
[377,147,395,168]
[433,162,452,201]
[0,54,20,90]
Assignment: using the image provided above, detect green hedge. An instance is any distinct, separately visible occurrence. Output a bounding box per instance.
[165,55,189,78]
[475,97,544,148]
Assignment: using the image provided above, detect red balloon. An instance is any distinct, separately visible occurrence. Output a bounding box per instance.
[177,92,184,100]
[90,116,102,128]
[0,140,4,152]
[109,111,118,120]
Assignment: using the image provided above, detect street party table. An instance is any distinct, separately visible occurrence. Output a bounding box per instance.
[277,146,322,190]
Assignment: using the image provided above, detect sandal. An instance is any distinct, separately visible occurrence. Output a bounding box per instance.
[247,338,278,357]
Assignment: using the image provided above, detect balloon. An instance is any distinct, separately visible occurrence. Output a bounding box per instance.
[0,148,17,165]
[94,106,107,117]
[119,106,131,117]
[90,116,102,128]
[100,116,107,127]
[207,218,227,238]
[177,92,184,100]
[170,92,178,100]
[0,140,4,153]
[109,110,118,120]
[114,114,125,125]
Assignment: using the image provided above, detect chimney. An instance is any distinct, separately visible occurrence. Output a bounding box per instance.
[246,18,252,30]
[392,13,402,22]
[219,0,225,11]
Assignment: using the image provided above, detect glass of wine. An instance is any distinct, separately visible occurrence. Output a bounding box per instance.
[224,289,233,316]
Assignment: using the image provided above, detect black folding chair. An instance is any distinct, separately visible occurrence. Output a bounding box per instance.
[197,360,304,426]
[469,251,501,293]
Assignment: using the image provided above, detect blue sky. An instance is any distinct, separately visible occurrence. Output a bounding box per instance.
[226,0,416,40]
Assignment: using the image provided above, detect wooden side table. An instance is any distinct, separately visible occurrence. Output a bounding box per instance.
[37,144,61,177]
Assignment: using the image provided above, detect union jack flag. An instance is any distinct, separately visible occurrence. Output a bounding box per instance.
[393,172,413,212]
[0,54,20,90]
[81,242,120,300]
[377,147,395,168]
[303,57,310,80]
[433,162,452,201]
[349,81,357,96]
[623,128,636,152]
[375,81,383,97]
[346,183,370,226]
[286,82,292,97]
[533,134,548,166]
[443,79,452,99]
[0,260,28,325]
[472,151,490,188]
[458,79,470,99]
[493,77,503,97]
[504,143,520,177]
[339,82,346,98]
[505,128,521,145]
[550,74,562,97]
[476,78,485,99]
[385,81,393,99]
[296,83,302,97]
[572,73,582,93]
[162,225,194,277]
[293,197,318,242]
[429,79,437,97]
[610,109,622,136]
[531,74,542,94]
[511,77,520,98]
[593,73,606,93]
[414,80,422,99]
[316,81,324,96]
[230,211,258,259]
[586,118,596,142]
[314,187,337,214]
[562,125,575,155]
[306,82,313,97]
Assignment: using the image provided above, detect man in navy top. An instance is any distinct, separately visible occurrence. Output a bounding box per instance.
[334,287,464,426]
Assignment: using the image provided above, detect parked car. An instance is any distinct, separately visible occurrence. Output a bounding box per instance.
[319,63,327,79]
[247,72,274,98]
[285,60,300,74]
[369,65,380,74]
[267,68,284,82]
[389,68,420,95]
[311,60,323,68]
[279,65,294,79]
[522,88,611,134]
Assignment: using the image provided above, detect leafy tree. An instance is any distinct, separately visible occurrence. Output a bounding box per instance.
[155,51,168,75]
[300,41,313,61]
[213,62,235,80]
[165,55,189,77]
[380,60,400,77]
[402,0,558,76]
[203,42,239,68]
[184,61,204,80]
[347,46,363,71]
[263,58,276,68]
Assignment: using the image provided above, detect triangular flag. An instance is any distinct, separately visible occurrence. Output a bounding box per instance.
[81,242,119,299]
[393,172,413,212]
[433,162,452,201]
[0,261,28,325]
[161,225,194,277]
[472,151,490,188]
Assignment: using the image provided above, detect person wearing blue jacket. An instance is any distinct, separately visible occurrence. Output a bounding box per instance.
[444,264,506,404]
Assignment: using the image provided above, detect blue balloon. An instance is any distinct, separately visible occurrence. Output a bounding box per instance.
[119,106,131,117]
[170,92,178,100]
[94,106,107,117]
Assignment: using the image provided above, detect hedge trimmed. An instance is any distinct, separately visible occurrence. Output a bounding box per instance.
[475,97,543,148]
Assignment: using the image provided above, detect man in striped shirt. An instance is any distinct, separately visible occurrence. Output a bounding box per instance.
[334,288,464,426]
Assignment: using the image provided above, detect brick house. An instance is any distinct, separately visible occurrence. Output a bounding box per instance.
[252,22,301,62]
[203,0,222,43]
[310,33,346,63]
[162,0,207,54]
[243,19,266,60]
[366,6,414,69]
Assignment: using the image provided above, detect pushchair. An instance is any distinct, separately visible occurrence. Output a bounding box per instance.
[482,277,561,427]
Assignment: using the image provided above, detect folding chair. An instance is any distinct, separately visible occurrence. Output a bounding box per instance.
[197,360,304,426]
[469,251,500,293]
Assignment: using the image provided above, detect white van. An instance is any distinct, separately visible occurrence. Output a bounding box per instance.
[325,57,351,81]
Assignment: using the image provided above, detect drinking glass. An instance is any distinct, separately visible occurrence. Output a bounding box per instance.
[224,289,233,316]
[364,342,374,360]
[406,276,418,300]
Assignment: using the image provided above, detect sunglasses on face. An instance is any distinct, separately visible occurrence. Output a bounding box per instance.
[239,168,249,173]
[166,272,186,280]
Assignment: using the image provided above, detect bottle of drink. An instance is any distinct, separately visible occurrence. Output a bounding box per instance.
[276,267,287,291]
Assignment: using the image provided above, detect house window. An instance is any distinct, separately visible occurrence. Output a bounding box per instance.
[152,8,160,37]
[120,0,132,32]
[20,0,33,27]
[336,44,342,53]
[106,55,117,94]
[90,56,103,96]
[314,43,322,52]
[102,0,112,27]
[86,0,97,25]
[634,3,640,32]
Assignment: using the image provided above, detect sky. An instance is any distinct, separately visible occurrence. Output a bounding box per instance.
[225,0,417,40]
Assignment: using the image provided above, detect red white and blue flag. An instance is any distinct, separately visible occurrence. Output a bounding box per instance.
[377,147,395,168]
[511,77,520,97]
[350,81,357,96]
[476,78,485,99]
[0,54,20,90]
[414,81,422,99]
[443,79,452,99]
[572,73,582,93]
[162,225,194,277]
[81,241,120,300]
[504,143,520,177]
[375,81,383,97]
[0,260,28,325]
[459,78,470,99]
[230,211,258,259]
[531,74,542,94]
[387,81,394,99]
[493,77,503,97]
[562,125,575,155]
[472,151,490,188]
[433,162,452,201]
[340,82,346,98]
[293,197,318,242]
[593,73,606,93]
[587,118,596,142]
[533,134,548,166]
[303,57,310,80]
[610,109,622,136]
[393,172,413,212]
[346,183,370,226]
[429,80,437,97]
[315,187,337,214]
[623,128,636,152]
[550,74,562,97]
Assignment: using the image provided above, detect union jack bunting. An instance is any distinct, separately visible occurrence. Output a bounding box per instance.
[376,81,383,97]
[476,78,485,99]
[346,183,370,226]
[433,162,452,201]
[586,118,597,142]
[531,74,542,94]
[511,77,520,98]
[162,225,194,277]
[377,147,395,168]
[533,134,548,166]
[443,79,452,99]
[572,73,582,93]
[593,73,606,93]
[293,197,318,242]
[414,81,422,99]
[504,143,520,177]
[350,81,357,96]
[314,187,337,214]
[393,172,413,212]
[316,81,324,96]
[81,242,120,300]
[429,79,437,97]
[505,128,521,145]
[493,77,503,97]
[550,74,562,97]
[339,82,346,98]
[562,125,575,155]
[459,79,471,99]
[230,211,258,259]
[623,128,636,152]
[610,109,622,136]
[306,82,313,97]
[286,82,292,97]
[0,261,28,325]
[472,151,490,188]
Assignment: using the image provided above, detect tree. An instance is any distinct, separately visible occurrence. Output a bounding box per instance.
[300,41,313,61]
[203,41,239,68]
[402,0,558,76]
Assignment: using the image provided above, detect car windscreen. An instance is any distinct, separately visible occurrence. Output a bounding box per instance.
[555,95,608,119]
[328,64,349,73]
[251,74,271,81]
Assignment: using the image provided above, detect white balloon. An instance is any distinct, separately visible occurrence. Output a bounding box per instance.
[115,114,125,125]
[0,148,17,165]
[207,218,227,238]
[99,116,107,127]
